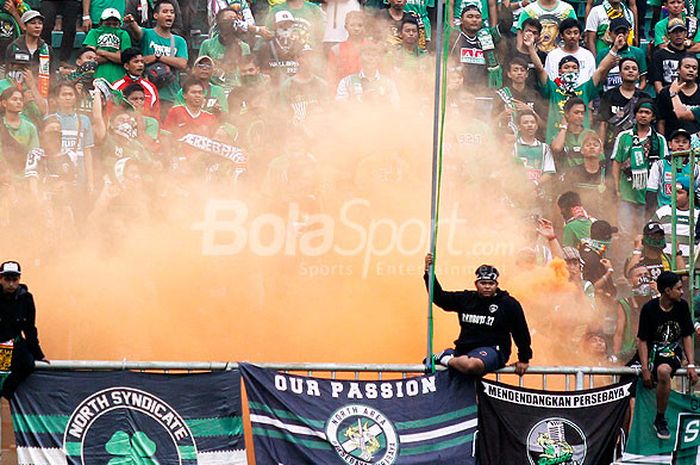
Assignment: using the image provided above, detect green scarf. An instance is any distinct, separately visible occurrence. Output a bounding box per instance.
[495,87,517,134]
[581,237,609,254]
[477,27,502,88]
[630,125,659,190]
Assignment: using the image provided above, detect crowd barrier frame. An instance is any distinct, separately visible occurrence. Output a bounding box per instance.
[0,362,691,464]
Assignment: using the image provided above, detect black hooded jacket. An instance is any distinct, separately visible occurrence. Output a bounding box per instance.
[425,273,533,364]
[0,284,45,360]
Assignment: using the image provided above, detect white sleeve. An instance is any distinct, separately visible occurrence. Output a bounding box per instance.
[647,160,661,191]
[335,76,351,101]
[584,8,601,33]
[543,49,560,81]
[542,143,556,173]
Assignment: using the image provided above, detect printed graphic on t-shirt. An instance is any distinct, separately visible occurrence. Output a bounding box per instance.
[97,33,121,50]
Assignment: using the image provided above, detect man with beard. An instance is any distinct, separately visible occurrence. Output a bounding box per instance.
[256,11,303,87]
[637,271,697,439]
[125,0,188,118]
[613,264,656,363]
[423,254,532,376]
[0,261,47,401]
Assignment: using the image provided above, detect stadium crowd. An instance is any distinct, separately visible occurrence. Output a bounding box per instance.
[1,0,700,367]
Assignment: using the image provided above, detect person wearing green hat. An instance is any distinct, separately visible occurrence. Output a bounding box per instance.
[612,98,667,238]
[652,175,700,261]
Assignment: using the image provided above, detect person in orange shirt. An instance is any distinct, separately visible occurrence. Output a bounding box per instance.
[327,11,365,88]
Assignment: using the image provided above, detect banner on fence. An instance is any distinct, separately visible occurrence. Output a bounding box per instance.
[11,370,246,465]
[477,379,632,465]
[625,379,700,464]
[240,363,477,464]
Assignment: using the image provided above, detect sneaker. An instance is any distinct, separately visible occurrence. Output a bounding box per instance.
[653,416,671,440]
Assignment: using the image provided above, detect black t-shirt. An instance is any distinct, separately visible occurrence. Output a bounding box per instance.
[503,44,547,91]
[657,85,700,136]
[560,164,611,218]
[651,45,685,87]
[449,30,489,95]
[580,245,616,297]
[598,87,651,148]
[637,297,693,360]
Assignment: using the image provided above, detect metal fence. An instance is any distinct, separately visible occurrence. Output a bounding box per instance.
[0,361,691,465]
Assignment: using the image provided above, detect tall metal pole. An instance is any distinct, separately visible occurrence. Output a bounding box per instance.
[426,0,447,372]
[689,150,696,352]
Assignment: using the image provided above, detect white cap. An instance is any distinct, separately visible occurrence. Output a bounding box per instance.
[274,11,295,25]
[101,8,122,22]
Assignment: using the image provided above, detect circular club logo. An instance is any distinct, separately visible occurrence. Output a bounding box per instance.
[62,387,197,465]
[526,417,586,465]
[325,404,399,465]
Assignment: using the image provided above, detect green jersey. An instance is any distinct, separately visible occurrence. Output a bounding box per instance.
[541,78,600,143]
[654,14,700,46]
[562,217,592,248]
[405,0,435,36]
[198,37,251,90]
[612,129,660,205]
[83,26,132,83]
[140,28,188,103]
[3,116,39,150]
[513,137,556,184]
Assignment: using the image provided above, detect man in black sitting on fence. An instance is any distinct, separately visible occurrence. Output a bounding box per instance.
[0,261,47,400]
[423,253,532,376]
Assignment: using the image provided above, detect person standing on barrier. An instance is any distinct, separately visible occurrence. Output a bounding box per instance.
[637,271,697,440]
[0,261,47,400]
[423,254,533,377]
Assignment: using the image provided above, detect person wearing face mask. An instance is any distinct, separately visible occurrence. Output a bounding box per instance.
[423,254,533,377]
[255,11,303,87]
[527,28,623,143]
[265,0,325,47]
[82,8,132,84]
[103,109,154,169]
[624,222,680,280]
[544,19,595,87]
[613,264,657,363]
[579,219,618,301]
[69,47,99,115]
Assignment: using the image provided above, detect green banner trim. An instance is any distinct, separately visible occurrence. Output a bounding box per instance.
[395,406,477,430]
[248,401,325,428]
[399,433,473,455]
[252,426,332,450]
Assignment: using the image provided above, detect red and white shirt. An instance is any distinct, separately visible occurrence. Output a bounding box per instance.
[112,74,161,119]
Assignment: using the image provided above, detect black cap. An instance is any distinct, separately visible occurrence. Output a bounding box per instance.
[643,221,665,236]
[0,261,21,277]
[610,17,631,33]
[590,220,618,241]
[670,128,692,141]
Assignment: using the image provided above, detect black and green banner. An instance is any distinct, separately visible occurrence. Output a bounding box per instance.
[241,363,477,464]
[11,370,246,464]
[477,379,632,465]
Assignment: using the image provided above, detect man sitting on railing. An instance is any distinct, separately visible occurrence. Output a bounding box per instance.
[0,261,47,400]
[637,271,698,440]
[423,253,533,377]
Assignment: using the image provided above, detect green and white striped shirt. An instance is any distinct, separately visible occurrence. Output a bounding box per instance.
[652,205,700,260]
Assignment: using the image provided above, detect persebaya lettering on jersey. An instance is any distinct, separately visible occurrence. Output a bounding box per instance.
[273,374,438,399]
[460,48,485,65]
[150,42,178,57]
[97,33,121,50]
[462,313,496,325]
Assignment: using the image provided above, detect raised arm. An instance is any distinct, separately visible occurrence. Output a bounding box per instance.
[123,14,143,41]
[592,33,624,87]
[524,31,547,86]
[423,253,464,311]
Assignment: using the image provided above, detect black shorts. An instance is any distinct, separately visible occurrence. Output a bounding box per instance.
[650,355,681,380]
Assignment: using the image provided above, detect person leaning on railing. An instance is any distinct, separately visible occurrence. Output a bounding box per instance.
[0,261,48,401]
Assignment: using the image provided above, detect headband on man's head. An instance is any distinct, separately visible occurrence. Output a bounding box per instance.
[475,265,499,282]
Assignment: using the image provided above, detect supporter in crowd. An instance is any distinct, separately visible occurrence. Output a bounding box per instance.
[651,23,695,94]
[584,0,635,56]
[623,221,678,280]
[335,41,399,105]
[560,130,611,218]
[176,55,227,115]
[0,261,47,401]
[327,10,364,88]
[164,79,217,139]
[82,8,131,83]
[513,109,555,188]
[595,20,646,92]
[651,176,700,262]
[516,0,576,53]
[279,44,327,122]
[493,57,547,137]
[612,99,667,238]
[652,0,700,48]
[502,18,546,91]
[424,253,533,376]
[126,0,188,119]
[637,271,697,440]
[558,190,593,248]
[6,10,50,78]
[544,18,595,86]
[266,0,325,47]
[0,86,38,176]
[256,11,302,86]
[550,97,588,168]
[112,47,160,120]
[613,264,654,363]
[646,128,699,211]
